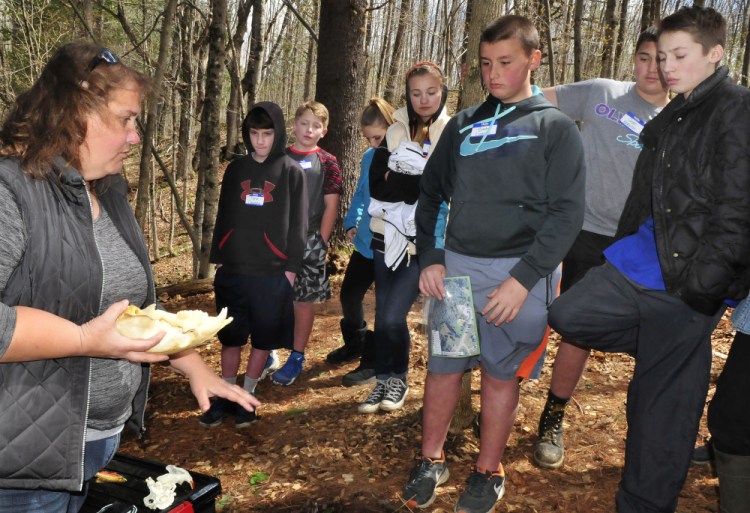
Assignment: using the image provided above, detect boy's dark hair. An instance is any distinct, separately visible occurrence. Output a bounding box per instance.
[245,107,274,130]
[635,26,658,53]
[658,5,726,53]
[480,15,539,56]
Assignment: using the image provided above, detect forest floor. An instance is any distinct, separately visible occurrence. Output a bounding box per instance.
[116,249,732,513]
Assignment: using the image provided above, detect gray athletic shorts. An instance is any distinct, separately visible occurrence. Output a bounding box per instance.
[293,231,331,303]
[427,250,560,380]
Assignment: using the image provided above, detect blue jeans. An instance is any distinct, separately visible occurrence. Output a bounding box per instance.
[0,432,121,513]
[373,251,420,378]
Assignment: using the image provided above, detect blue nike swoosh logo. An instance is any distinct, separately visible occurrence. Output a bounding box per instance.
[460,134,538,156]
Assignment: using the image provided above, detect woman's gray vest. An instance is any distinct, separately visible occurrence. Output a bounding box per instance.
[0,158,154,491]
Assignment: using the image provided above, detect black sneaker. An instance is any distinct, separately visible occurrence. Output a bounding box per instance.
[454,464,506,513]
[358,380,387,413]
[403,453,450,509]
[235,405,259,428]
[198,398,233,427]
[342,364,375,387]
[380,377,409,411]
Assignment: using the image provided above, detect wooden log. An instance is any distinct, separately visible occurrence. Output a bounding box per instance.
[156,278,214,298]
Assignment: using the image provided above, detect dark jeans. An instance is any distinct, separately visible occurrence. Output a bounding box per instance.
[708,331,750,455]
[548,263,722,513]
[373,251,420,378]
[560,229,614,293]
[340,250,375,329]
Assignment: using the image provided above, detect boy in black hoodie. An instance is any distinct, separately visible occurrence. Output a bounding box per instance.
[404,16,584,512]
[201,102,308,428]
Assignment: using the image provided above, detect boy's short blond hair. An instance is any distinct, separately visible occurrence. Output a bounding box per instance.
[295,100,329,128]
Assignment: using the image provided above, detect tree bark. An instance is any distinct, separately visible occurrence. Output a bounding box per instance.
[383,0,411,104]
[176,4,196,186]
[242,0,265,111]
[600,0,618,78]
[195,0,228,278]
[541,0,556,85]
[303,0,319,100]
[743,10,750,86]
[613,0,629,77]
[574,0,583,81]
[224,0,252,161]
[315,0,367,248]
[134,0,178,237]
[459,0,504,110]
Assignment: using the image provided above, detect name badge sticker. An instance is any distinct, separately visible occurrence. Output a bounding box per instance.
[422,141,431,156]
[299,160,313,170]
[246,188,265,206]
[620,112,646,135]
[470,120,498,138]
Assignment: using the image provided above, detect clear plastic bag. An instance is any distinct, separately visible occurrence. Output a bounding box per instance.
[423,276,480,358]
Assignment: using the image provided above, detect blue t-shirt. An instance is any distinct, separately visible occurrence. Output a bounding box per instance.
[604,216,666,290]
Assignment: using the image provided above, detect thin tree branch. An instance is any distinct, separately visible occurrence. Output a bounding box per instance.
[281,0,318,43]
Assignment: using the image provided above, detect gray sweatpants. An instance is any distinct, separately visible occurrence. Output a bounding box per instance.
[548,262,723,513]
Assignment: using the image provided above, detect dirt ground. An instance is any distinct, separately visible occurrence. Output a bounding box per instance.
[116,253,731,513]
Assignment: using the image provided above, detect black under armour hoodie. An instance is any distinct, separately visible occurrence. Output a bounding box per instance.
[210,102,308,275]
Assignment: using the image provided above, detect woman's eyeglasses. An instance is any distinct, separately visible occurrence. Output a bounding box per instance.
[84,48,120,76]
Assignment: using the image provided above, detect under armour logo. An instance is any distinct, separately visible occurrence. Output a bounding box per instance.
[240,180,276,203]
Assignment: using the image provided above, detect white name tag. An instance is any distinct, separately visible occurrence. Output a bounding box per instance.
[245,189,264,206]
[299,160,313,170]
[422,141,431,156]
[470,121,497,138]
[620,112,645,135]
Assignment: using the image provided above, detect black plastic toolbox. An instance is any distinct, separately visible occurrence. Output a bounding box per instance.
[80,453,221,513]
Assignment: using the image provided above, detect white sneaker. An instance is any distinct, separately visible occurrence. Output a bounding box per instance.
[358,380,388,413]
[380,377,409,411]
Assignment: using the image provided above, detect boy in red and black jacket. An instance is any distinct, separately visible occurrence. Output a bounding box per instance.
[204,102,307,428]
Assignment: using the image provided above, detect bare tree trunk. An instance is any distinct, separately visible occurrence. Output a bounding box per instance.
[540,0,555,85]
[559,0,573,83]
[262,7,292,79]
[316,0,367,248]
[743,10,750,85]
[242,0,265,110]
[459,0,504,110]
[134,0,178,235]
[640,0,660,32]
[176,5,196,186]
[224,0,252,161]
[600,0,618,78]
[196,0,228,278]
[304,0,319,100]
[574,0,584,82]
[614,0,629,77]
[376,0,394,94]
[150,161,159,261]
[383,0,411,104]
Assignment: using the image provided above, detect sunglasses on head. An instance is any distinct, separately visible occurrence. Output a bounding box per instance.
[84,48,120,76]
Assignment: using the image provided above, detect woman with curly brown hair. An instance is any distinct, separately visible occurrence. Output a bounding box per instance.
[0,41,258,512]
